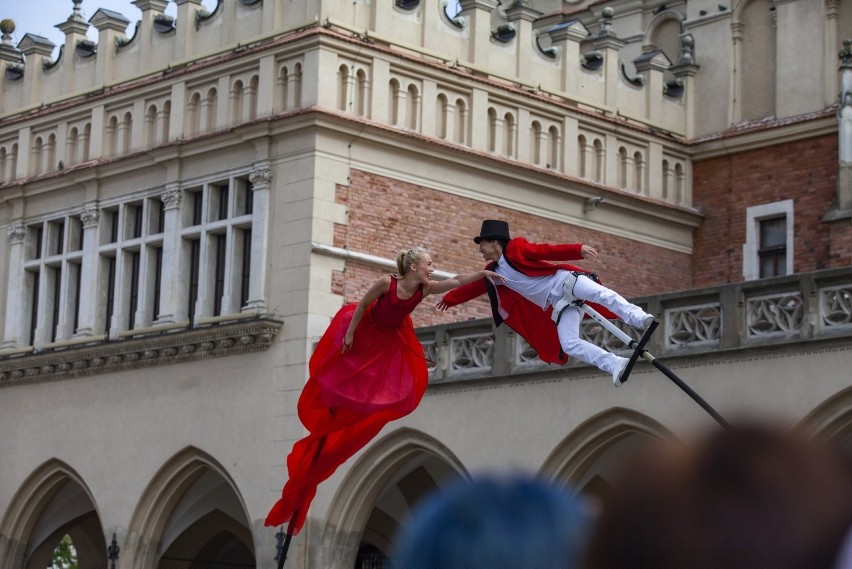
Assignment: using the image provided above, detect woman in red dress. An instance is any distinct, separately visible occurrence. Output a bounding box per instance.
[266,247,503,534]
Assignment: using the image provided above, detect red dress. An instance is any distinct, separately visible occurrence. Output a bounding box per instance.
[265,277,429,534]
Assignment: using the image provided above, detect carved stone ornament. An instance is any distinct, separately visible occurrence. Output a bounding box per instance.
[80,208,100,228]
[249,168,272,188]
[162,187,182,210]
[6,224,25,243]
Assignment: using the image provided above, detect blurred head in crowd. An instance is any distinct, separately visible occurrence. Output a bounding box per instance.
[582,422,852,569]
[393,474,591,569]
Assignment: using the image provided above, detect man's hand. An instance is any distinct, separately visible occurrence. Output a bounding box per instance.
[436,300,450,311]
[581,245,598,260]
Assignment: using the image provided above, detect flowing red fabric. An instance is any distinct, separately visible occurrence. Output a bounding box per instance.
[265,279,428,534]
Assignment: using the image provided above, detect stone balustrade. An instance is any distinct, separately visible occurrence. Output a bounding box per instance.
[417,267,852,384]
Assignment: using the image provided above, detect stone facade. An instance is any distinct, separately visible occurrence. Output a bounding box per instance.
[0,1,850,568]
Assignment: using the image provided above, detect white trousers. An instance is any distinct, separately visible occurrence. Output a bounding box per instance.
[554,275,652,375]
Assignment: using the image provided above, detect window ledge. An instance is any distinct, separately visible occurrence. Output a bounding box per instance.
[0,316,283,389]
[0,346,35,358]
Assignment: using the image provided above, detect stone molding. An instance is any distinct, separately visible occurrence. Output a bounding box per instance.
[0,316,283,388]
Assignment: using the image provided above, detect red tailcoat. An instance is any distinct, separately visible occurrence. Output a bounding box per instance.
[441,238,615,365]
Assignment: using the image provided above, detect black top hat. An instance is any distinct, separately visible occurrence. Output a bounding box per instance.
[474,220,511,244]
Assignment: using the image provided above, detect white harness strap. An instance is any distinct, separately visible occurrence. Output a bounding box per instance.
[550,272,585,324]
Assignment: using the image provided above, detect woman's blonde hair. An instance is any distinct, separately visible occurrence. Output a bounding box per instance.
[396,246,429,276]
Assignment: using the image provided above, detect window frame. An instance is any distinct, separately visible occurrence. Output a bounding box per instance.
[742,200,794,281]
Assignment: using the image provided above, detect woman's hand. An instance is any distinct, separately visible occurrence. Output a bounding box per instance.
[581,245,598,260]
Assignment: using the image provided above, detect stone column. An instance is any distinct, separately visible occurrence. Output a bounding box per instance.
[155,185,185,325]
[245,167,271,312]
[1,224,27,348]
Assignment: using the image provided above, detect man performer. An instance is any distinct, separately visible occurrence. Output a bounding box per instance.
[437,220,657,386]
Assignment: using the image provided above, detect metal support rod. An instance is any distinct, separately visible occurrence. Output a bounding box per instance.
[581,305,730,430]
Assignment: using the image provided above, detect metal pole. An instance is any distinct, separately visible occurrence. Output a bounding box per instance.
[581,305,730,430]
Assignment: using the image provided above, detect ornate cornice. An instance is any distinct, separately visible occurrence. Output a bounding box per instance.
[0,316,283,388]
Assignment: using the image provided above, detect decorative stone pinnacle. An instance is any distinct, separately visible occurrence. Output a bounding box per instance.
[677,33,696,66]
[71,0,85,21]
[599,7,615,37]
[0,19,15,44]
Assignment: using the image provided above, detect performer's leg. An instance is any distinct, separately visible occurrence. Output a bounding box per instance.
[557,306,628,379]
[573,275,653,329]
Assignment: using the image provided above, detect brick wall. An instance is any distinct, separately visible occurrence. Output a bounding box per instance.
[333,169,691,326]
[692,134,848,287]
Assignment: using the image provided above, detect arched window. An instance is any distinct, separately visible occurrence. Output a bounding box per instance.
[188,92,202,136]
[662,159,671,200]
[633,150,645,194]
[81,124,91,162]
[46,134,56,173]
[578,135,588,178]
[161,100,171,142]
[488,108,498,153]
[437,94,449,139]
[618,147,628,189]
[406,84,419,130]
[65,126,80,166]
[674,162,685,204]
[231,80,245,125]
[204,88,218,131]
[593,139,604,182]
[454,98,467,144]
[548,126,560,170]
[389,79,401,125]
[356,69,368,117]
[146,104,158,146]
[647,16,682,65]
[338,65,350,112]
[107,116,119,157]
[31,137,44,176]
[121,112,133,154]
[530,121,542,165]
[503,113,515,158]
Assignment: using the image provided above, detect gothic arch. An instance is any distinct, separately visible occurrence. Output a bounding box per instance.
[320,427,467,569]
[126,446,255,569]
[0,459,106,569]
[539,408,672,500]
[799,386,852,455]
[643,10,684,65]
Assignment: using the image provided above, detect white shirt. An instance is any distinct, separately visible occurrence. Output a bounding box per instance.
[495,256,568,309]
